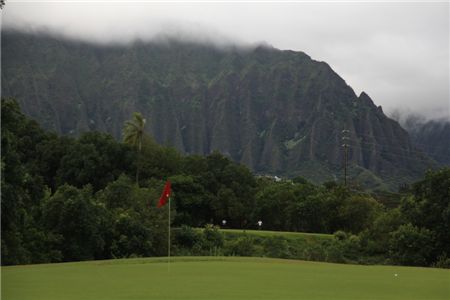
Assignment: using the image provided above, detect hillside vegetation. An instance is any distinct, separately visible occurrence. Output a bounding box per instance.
[1,30,435,189]
[2,98,449,268]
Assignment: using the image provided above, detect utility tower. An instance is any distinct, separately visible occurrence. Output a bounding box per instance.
[342,129,350,186]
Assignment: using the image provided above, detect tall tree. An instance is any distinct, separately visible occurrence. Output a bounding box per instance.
[123,112,146,185]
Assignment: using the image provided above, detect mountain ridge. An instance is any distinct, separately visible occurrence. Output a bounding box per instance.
[404,118,450,166]
[1,30,434,189]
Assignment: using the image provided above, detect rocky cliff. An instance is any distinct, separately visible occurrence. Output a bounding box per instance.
[405,119,450,166]
[1,31,433,189]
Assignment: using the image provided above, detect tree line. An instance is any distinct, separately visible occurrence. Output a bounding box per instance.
[1,98,449,267]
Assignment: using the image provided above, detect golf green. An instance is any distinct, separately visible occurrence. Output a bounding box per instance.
[2,257,449,299]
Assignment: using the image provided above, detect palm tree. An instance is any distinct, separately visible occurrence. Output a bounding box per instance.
[123,112,146,185]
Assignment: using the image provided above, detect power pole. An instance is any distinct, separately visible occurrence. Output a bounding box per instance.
[342,129,350,186]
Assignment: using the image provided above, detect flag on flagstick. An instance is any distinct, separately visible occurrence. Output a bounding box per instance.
[157,179,172,272]
[157,180,171,208]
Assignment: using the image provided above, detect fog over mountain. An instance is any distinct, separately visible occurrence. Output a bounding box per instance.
[2,1,449,120]
[391,112,450,166]
[3,30,437,190]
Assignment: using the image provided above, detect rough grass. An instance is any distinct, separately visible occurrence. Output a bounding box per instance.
[2,256,449,300]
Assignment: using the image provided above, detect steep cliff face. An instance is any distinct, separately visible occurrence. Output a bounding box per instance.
[2,31,432,189]
[405,120,450,166]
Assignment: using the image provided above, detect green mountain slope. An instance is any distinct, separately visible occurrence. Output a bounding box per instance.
[406,119,450,166]
[1,30,433,189]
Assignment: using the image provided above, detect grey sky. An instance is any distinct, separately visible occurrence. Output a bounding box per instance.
[2,1,449,120]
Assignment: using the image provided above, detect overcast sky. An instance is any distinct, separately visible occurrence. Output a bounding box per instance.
[2,0,449,121]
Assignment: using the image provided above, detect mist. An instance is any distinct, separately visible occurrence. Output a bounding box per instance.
[2,1,449,120]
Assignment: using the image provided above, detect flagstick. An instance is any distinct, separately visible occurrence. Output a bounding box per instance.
[168,196,171,273]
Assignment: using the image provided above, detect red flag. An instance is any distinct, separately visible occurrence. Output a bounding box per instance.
[157,180,171,208]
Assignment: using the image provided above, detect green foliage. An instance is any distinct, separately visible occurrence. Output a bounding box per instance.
[389,223,435,266]
[110,210,154,258]
[35,135,74,191]
[356,169,450,266]
[359,208,405,255]
[55,132,134,191]
[292,176,309,185]
[170,174,211,226]
[139,138,182,180]
[1,99,49,265]
[433,254,450,269]
[96,174,135,209]
[301,243,327,262]
[289,191,328,233]
[334,230,348,241]
[123,112,146,150]
[202,224,224,250]
[123,112,147,184]
[42,184,106,261]
[255,182,296,231]
[402,168,450,257]
[173,225,226,256]
[227,236,255,257]
[338,194,382,233]
[56,143,102,188]
[174,226,202,249]
[325,241,346,263]
[176,151,257,228]
[1,100,449,268]
[97,177,169,257]
[263,236,290,258]
[255,181,381,234]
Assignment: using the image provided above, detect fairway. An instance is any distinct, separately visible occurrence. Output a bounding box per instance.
[2,257,449,300]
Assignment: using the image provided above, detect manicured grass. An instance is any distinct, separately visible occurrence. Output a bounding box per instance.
[219,228,333,239]
[2,257,449,300]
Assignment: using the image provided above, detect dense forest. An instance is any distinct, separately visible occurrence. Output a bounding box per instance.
[1,98,449,268]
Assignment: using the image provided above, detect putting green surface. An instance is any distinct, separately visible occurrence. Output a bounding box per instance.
[2,257,449,300]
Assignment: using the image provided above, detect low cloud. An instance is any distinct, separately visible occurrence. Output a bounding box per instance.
[2,1,449,120]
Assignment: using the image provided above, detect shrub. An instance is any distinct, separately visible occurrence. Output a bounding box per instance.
[326,241,345,263]
[342,234,362,260]
[432,254,450,269]
[202,224,224,250]
[227,236,255,257]
[389,223,435,266]
[301,243,327,261]
[263,236,290,258]
[334,230,348,241]
[175,226,201,248]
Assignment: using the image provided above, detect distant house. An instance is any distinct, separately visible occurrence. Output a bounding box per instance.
[255,174,283,182]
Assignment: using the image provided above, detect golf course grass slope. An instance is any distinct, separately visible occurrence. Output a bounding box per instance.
[2,256,449,300]
[218,228,333,239]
